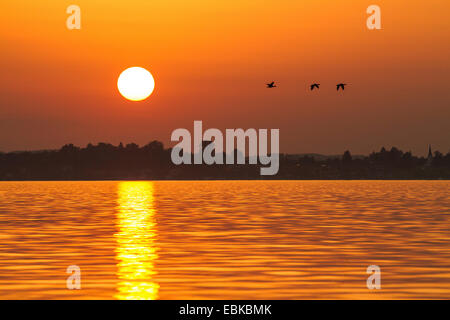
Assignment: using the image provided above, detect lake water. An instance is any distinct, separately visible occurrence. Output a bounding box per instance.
[0,181,449,299]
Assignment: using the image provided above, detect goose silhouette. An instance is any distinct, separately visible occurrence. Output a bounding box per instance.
[337,83,347,91]
[310,83,320,90]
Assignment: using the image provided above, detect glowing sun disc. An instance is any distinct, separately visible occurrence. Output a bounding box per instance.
[117,67,155,101]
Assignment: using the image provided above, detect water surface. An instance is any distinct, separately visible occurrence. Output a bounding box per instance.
[0,181,449,299]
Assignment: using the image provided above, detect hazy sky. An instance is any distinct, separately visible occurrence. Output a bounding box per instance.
[1,0,449,155]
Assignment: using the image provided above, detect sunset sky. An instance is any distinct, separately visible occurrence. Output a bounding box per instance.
[0,0,449,155]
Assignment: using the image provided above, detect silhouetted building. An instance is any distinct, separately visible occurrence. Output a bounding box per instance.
[426,145,433,167]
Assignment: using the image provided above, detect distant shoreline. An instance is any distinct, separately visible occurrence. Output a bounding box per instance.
[1,142,449,180]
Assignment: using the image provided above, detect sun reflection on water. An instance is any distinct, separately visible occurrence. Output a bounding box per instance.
[0,181,449,299]
[115,181,159,300]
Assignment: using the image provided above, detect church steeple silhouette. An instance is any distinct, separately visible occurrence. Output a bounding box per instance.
[426,145,433,167]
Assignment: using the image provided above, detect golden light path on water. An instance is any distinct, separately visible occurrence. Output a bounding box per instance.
[115,182,159,300]
[0,181,449,299]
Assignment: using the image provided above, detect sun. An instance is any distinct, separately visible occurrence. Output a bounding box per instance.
[117,67,155,101]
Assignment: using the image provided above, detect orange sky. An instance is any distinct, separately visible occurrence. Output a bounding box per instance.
[0,0,449,155]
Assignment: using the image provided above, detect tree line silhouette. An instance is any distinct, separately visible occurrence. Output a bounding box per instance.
[0,142,449,180]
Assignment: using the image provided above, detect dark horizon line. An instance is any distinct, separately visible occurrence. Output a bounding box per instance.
[1,141,448,159]
[1,141,449,180]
